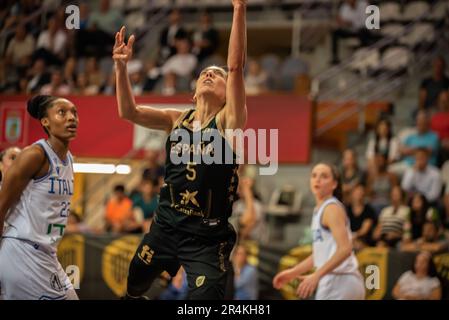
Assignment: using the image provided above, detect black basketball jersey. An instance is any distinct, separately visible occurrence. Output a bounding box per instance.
[156,109,239,238]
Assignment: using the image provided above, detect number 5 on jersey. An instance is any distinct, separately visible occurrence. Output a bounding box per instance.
[186,162,196,181]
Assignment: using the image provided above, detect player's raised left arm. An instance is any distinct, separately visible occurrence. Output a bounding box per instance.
[221,0,247,130]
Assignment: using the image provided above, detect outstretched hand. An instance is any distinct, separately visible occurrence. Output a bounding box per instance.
[113,26,135,69]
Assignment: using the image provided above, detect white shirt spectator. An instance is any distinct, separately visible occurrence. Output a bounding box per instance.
[161,53,197,77]
[340,0,369,30]
[40,84,71,96]
[401,166,442,203]
[37,30,67,56]
[6,35,35,65]
[396,271,440,299]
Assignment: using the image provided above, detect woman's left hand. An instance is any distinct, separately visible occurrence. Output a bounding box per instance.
[296,273,320,299]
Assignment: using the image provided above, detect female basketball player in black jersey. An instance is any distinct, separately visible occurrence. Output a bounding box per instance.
[113,0,247,299]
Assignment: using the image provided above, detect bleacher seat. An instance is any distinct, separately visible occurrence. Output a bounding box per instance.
[380,46,411,73]
[349,47,381,74]
[401,1,430,21]
[380,23,405,41]
[267,184,302,216]
[399,23,435,48]
[278,56,308,91]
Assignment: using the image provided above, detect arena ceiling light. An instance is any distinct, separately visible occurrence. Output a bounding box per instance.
[73,163,132,175]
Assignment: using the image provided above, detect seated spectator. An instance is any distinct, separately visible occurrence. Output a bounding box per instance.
[131,178,159,233]
[230,177,265,242]
[158,267,188,300]
[105,184,142,234]
[373,186,411,247]
[366,118,400,170]
[35,17,67,66]
[346,183,376,250]
[127,60,145,96]
[366,153,398,214]
[233,244,258,300]
[160,37,197,95]
[399,111,440,167]
[40,69,71,95]
[75,72,99,95]
[331,0,378,65]
[401,148,442,204]
[245,59,268,96]
[341,149,365,204]
[419,56,449,112]
[75,0,123,57]
[85,57,106,88]
[4,23,35,77]
[401,221,448,254]
[141,149,165,186]
[63,56,78,89]
[158,8,187,64]
[25,58,50,93]
[431,91,449,165]
[192,11,219,63]
[407,193,440,241]
[392,251,441,300]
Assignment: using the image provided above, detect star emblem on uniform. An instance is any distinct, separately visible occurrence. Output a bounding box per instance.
[228,195,234,202]
[228,185,235,192]
[180,190,200,207]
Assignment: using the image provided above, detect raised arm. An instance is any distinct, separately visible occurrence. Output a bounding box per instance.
[221,0,247,130]
[0,146,46,237]
[113,26,182,133]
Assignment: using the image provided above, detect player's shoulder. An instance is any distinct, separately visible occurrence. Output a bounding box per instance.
[323,201,347,218]
[18,144,46,163]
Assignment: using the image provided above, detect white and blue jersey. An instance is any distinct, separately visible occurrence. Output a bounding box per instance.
[3,139,74,252]
[311,197,365,300]
[0,139,78,300]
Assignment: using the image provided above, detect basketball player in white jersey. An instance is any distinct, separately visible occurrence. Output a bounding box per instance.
[273,163,365,300]
[0,95,79,300]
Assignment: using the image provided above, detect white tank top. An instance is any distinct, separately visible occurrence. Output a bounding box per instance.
[3,139,74,253]
[311,197,359,274]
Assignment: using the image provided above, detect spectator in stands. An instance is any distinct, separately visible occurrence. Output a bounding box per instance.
[35,17,67,66]
[431,91,449,165]
[159,8,187,63]
[131,178,159,233]
[26,58,51,93]
[78,2,90,30]
[373,185,410,248]
[76,0,123,57]
[0,146,21,187]
[392,251,441,300]
[63,56,78,89]
[85,57,106,89]
[66,210,103,234]
[419,56,449,112]
[401,148,442,204]
[75,72,99,95]
[233,244,258,300]
[346,183,376,250]
[400,111,440,167]
[192,11,219,63]
[40,69,71,95]
[245,59,268,96]
[331,0,376,65]
[341,149,365,204]
[102,71,116,95]
[127,60,145,96]
[160,37,197,95]
[230,177,265,242]
[366,153,398,214]
[401,221,448,254]
[89,0,123,37]
[4,23,35,76]
[407,193,440,241]
[141,149,165,186]
[105,184,142,234]
[366,118,400,170]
